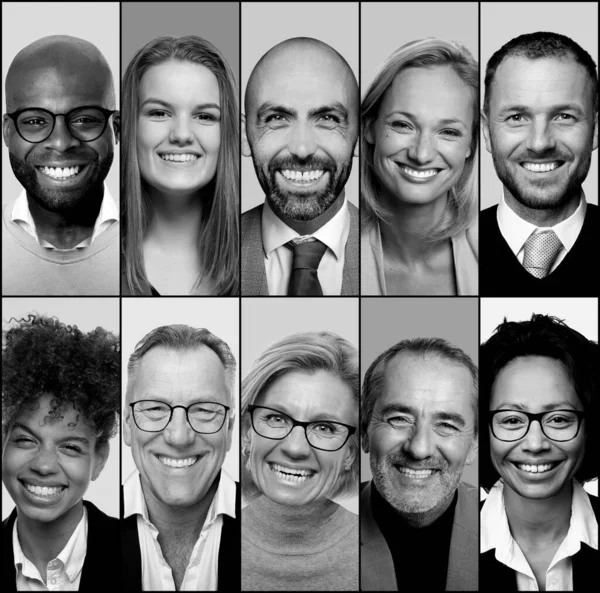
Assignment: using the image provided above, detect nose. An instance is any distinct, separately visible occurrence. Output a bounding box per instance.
[526,118,557,153]
[43,116,80,152]
[402,423,434,460]
[522,420,551,453]
[162,408,196,448]
[280,426,312,458]
[169,115,194,145]
[29,446,59,475]
[407,131,435,164]
[288,121,317,160]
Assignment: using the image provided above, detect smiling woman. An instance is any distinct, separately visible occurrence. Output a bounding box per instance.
[121,35,239,296]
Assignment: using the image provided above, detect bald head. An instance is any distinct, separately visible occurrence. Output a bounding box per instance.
[5,35,115,112]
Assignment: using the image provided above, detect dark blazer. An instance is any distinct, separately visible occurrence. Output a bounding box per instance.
[120,478,241,591]
[360,480,479,591]
[241,200,359,295]
[480,493,599,591]
[2,501,119,591]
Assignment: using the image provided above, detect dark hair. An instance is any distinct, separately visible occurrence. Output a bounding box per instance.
[2,315,120,448]
[484,31,598,116]
[480,314,598,491]
[361,337,479,438]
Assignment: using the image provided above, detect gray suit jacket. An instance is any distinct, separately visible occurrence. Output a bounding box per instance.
[361,480,479,591]
[241,201,359,295]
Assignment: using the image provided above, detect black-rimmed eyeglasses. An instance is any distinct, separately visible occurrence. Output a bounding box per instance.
[248,405,356,452]
[6,106,116,143]
[130,400,230,434]
[489,409,585,442]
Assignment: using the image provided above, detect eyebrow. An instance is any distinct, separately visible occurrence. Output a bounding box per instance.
[494,401,579,412]
[387,110,467,128]
[12,422,91,446]
[498,103,585,117]
[140,98,221,111]
[379,403,467,427]
[256,102,349,122]
[261,404,344,424]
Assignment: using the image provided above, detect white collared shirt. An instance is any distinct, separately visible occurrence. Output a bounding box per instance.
[13,506,88,591]
[11,186,119,251]
[261,198,350,295]
[481,480,598,591]
[123,468,236,591]
[496,192,586,273]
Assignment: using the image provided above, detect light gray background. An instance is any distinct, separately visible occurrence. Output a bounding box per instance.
[121,2,239,85]
[121,298,239,484]
[361,297,479,487]
[480,2,598,208]
[241,2,359,213]
[1,2,120,208]
[2,297,120,520]
[361,2,478,93]
[242,297,359,513]
[480,297,598,497]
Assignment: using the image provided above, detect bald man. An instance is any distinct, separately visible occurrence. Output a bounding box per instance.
[241,37,359,296]
[2,35,120,295]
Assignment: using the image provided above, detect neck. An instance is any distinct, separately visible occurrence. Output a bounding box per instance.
[396,490,456,528]
[504,188,581,227]
[271,192,345,235]
[17,500,84,567]
[503,481,572,548]
[26,187,104,250]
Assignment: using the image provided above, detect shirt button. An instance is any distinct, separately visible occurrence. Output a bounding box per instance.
[51,578,57,584]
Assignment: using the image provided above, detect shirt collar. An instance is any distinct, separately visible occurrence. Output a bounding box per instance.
[13,505,88,583]
[497,192,586,255]
[261,197,350,261]
[11,185,119,250]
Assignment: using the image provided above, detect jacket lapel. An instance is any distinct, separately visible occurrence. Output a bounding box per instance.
[241,205,269,295]
[342,201,359,295]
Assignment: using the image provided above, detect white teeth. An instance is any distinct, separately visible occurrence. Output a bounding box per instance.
[270,463,315,482]
[24,483,64,496]
[522,162,560,173]
[281,169,324,182]
[160,154,198,162]
[397,466,435,478]
[39,166,81,179]
[158,455,198,468]
[400,165,438,179]
[517,463,555,473]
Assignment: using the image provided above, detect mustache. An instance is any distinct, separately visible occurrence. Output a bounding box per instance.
[27,150,98,166]
[387,453,447,471]
[512,150,571,163]
[269,155,335,173]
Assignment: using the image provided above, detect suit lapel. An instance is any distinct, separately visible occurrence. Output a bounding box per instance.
[342,202,359,295]
[241,205,269,295]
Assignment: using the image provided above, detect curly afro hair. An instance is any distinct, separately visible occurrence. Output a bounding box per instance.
[2,314,120,448]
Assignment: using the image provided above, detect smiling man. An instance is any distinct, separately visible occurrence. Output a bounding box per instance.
[480,32,598,296]
[361,338,479,591]
[122,325,240,591]
[2,35,120,295]
[2,314,120,591]
[241,37,359,295]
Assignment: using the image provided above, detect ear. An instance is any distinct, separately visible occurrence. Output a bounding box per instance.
[91,441,110,481]
[466,436,479,466]
[353,139,359,158]
[593,110,598,151]
[364,118,375,145]
[466,144,472,160]
[123,404,132,447]
[225,409,234,453]
[241,113,252,157]
[481,110,492,154]
[112,111,120,144]
[344,442,357,468]
[3,114,12,148]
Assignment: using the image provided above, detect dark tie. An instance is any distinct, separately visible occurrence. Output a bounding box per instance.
[286,238,328,295]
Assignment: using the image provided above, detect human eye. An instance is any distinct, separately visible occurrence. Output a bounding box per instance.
[505,113,527,125]
[387,415,412,428]
[311,422,338,436]
[147,109,170,119]
[14,436,36,447]
[440,129,462,138]
[390,120,412,131]
[264,413,288,425]
[498,414,526,427]
[316,113,341,129]
[545,412,577,427]
[556,113,576,123]
[62,444,83,454]
[195,112,219,123]
[435,422,460,436]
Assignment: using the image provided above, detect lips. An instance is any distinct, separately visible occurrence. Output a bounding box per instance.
[520,161,564,173]
[20,479,67,499]
[511,460,561,474]
[269,462,316,483]
[37,165,87,180]
[159,153,200,162]
[156,454,200,468]
[395,464,440,479]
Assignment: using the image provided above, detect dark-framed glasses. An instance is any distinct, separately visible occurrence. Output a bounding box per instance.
[248,405,356,452]
[130,400,230,434]
[6,106,116,143]
[489,409,585,442]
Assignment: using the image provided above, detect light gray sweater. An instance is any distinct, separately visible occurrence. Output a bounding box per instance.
[242,495,358,591]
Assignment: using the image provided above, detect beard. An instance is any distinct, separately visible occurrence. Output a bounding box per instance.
[9,150,114,213]
[370,450,466,515]
[489,134,592,211]
[252,153,353,221]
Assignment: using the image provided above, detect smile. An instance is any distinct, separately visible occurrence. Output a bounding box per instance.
[23,482,66,497]
[521,161,562,173]
[399,165,439,179]
[37,165,82,180]
[514,462,559,474]
[280,169,325,182]
[159,154,199,162]
[158,455,199,468]
[269,462,316,483]
[396,466,437,479]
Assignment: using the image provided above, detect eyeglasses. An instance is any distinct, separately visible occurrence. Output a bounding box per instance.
[130,400,230,434]
[6,106,116,143]
[489,409,585,442]
[248,405,356,452]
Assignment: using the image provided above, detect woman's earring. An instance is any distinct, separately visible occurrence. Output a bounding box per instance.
[242,445,250,457]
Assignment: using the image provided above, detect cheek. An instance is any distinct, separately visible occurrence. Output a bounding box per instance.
[137,122,163,155]
[202,126,221,156]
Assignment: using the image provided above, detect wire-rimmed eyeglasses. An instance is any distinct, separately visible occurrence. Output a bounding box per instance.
[489,409,585,442]
[248,405,356,452]
[6,106,116,143]
[130,400,230,434]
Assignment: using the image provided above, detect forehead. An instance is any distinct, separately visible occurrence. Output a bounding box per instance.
[491,356,579,409]
[489,56,593,111]
[379,353,475,414]
[138,60,220,105]
[134,345,228,404]
[382,66,473,125]
[257,370,355,423]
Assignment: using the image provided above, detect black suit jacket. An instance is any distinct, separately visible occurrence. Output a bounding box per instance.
[120,475,241,591]
[480,493,599,591]
[2,501,119,592]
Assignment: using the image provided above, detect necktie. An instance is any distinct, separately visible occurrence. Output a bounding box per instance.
[286,238,328,295]
[522,230,563,279]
